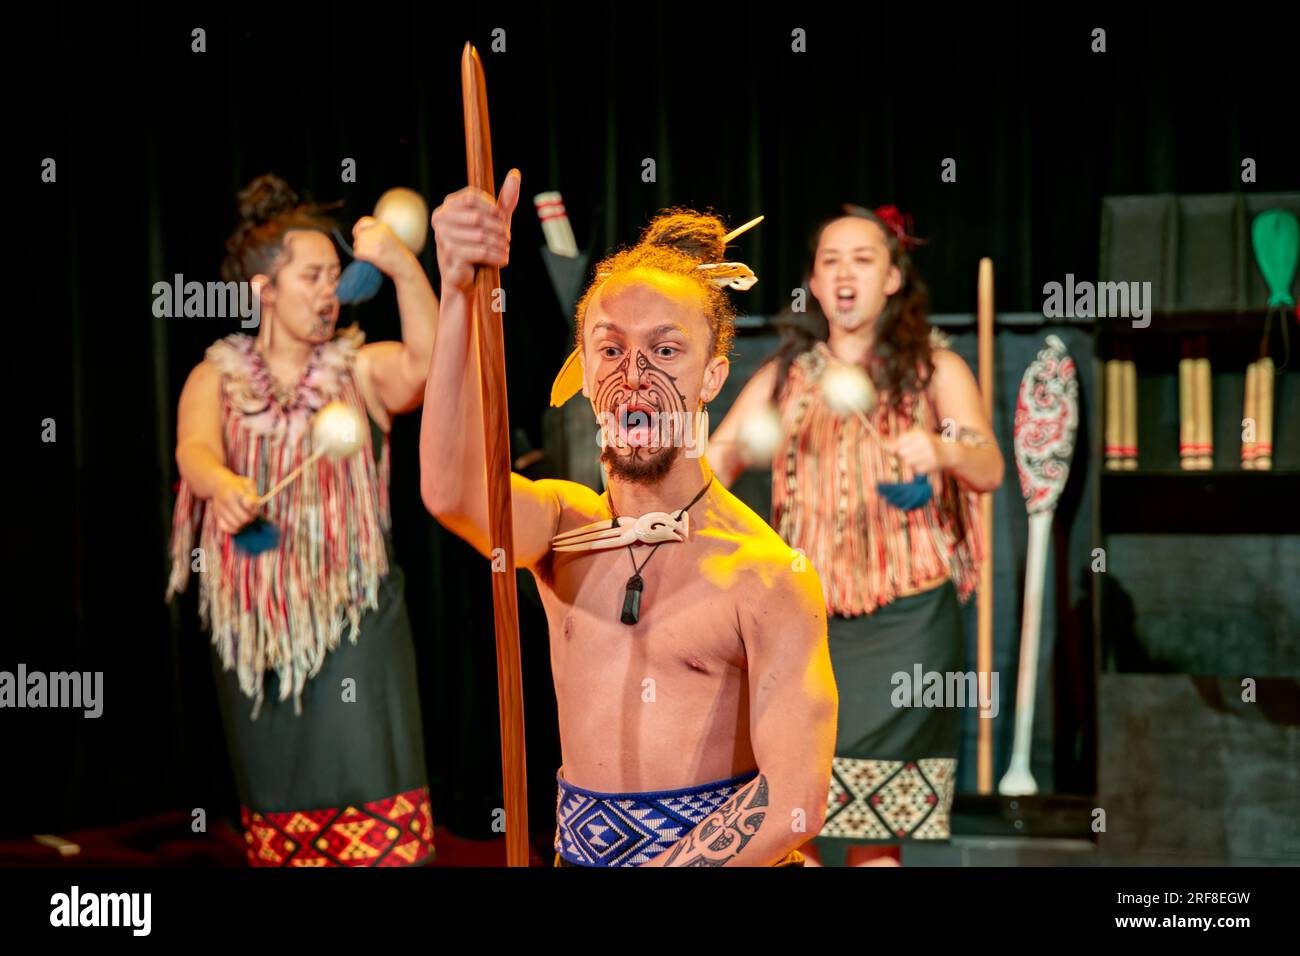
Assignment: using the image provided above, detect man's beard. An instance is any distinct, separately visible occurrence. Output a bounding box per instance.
[601,442,681,485]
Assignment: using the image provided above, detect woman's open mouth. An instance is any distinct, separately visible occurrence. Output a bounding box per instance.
[835,285,858,314]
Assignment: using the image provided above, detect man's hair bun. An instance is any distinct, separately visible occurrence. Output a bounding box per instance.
[638,208,728,264]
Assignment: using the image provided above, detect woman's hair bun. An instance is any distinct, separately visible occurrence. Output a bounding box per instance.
[638,207,728,264]
[222,174,339,283]
[236,174,302,225]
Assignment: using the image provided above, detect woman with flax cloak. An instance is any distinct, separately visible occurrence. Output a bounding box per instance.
[711,206,1003,865]
[167,175,438,867]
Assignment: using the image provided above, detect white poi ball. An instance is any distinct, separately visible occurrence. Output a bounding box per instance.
[313,401,367,460]
[820,362,877,416]
[374,187,430,255]
[738,402,784,464]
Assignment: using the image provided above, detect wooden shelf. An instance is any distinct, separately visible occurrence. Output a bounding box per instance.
[1096,311,1289,338]
[1101,470,1300,533]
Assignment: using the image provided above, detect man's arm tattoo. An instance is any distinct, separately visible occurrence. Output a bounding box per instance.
[662,774,770,867]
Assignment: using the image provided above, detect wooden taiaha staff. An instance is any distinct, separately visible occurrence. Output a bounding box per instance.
[976,258,996,794]
[1193,336,1212,469]
[1121,342,1139,470]
[1242,359,1259,468]
[1180,340,1195,469]
[462,43,530,867]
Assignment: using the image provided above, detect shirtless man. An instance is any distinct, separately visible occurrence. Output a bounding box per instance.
[419,171,837,867]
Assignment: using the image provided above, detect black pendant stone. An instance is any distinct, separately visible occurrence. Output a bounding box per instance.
[620,573,644,625]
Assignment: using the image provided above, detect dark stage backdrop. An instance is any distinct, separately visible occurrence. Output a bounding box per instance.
[11,3,1299,843]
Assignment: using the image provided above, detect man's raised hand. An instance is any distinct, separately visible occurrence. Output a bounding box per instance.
[431,168,521,294]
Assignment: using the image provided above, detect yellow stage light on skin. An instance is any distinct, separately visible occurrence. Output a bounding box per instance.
[373,187,430,255]
[820,362,877,416]
[738,402,783,463]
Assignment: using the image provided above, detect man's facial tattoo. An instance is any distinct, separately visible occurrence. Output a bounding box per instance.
[594,349,690,484]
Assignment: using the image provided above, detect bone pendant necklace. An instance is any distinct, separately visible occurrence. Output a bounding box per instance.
[613,476,717,624]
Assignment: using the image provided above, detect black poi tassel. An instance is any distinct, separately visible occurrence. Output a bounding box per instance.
[620,573,644,625]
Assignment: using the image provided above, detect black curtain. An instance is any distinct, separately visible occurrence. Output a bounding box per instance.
[13,1,1299,839]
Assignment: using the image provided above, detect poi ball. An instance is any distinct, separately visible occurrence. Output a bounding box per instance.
[373,187,430,255]
[312,401,367,460]
[820,362,877,416]
[738,402,784,464]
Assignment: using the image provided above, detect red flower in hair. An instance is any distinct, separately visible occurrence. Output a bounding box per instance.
[873,204,926,252]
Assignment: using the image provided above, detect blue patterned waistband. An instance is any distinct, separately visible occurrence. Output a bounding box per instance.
[554,768,758,867]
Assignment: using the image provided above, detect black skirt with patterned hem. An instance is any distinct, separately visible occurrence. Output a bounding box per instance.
[815,579,963,854]
[211,538,434,867]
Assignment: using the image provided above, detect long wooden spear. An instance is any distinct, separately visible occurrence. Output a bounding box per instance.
[976,258,995,793]
[462,42,529,866]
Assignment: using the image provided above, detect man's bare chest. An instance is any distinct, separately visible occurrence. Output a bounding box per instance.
[538,545,747,675]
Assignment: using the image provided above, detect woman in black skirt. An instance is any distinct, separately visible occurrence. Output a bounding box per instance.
[167,174,438,866]
[711,205,1004,865]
